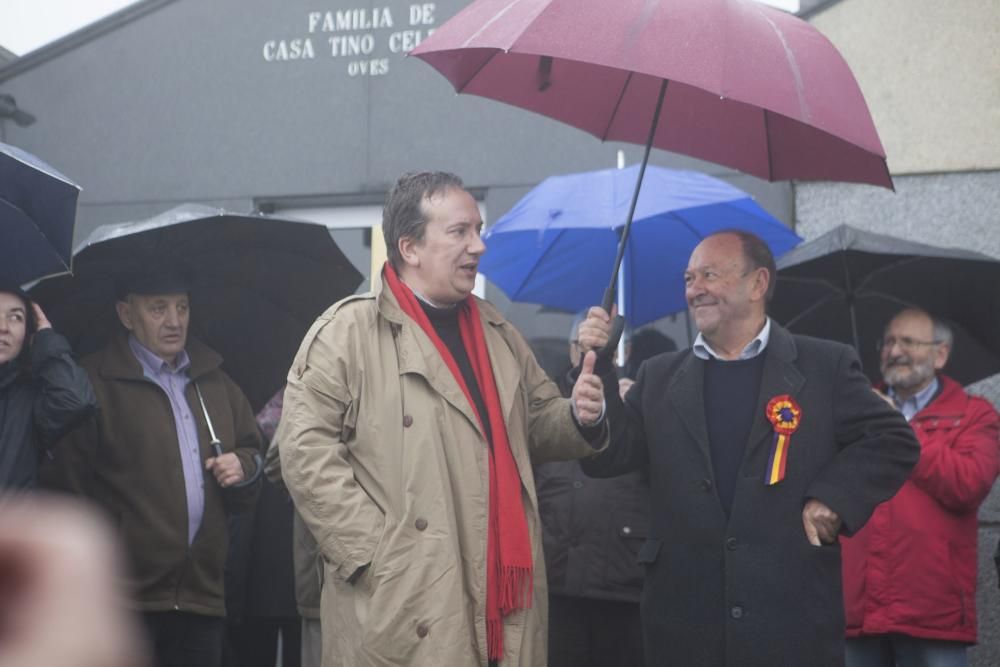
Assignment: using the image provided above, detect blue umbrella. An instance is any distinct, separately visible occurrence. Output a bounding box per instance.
[479,164,801,327]
[0,141,81,286]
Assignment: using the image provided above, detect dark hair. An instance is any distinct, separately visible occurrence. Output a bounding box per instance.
[382,171,465,270]
[713,229,777,302]
[0,287,38,371]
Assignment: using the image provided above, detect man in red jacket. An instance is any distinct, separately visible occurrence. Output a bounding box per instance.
[842,308,1000,667]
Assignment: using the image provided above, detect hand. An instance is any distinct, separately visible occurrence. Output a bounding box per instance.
[618,377,635,401]
[572,351,604,426]
[577,306,612,355]
[802,499,842,546]
[872,387,896,409]
[205,452,246,488]
[31,303,51,331]
[0,495,149,667]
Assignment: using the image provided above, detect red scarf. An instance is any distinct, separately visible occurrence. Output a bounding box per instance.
[384,264,532,660]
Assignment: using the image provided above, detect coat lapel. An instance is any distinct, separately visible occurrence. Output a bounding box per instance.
[668,352,714,473]
[375,276,488,439]
[394,316,487,440]
[744,325,805,460]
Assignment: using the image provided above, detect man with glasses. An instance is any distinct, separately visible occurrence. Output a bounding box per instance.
[841,308,1000,667]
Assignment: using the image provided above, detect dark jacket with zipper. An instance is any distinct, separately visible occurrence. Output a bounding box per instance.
[535,368,648,602]
[39,332,262,616]
[0,329,96,489]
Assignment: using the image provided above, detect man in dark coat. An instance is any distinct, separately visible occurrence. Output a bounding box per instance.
[574,230,920,667]
[40,274,262,667]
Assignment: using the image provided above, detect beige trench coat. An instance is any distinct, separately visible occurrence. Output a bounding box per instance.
[277,277,605,666]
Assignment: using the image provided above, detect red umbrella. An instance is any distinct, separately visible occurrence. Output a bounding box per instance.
[411,0,891,350]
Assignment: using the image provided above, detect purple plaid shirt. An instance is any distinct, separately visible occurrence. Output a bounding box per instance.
[128,335,204,545]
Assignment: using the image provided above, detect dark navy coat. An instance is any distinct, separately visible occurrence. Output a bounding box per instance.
[582,324,919,667]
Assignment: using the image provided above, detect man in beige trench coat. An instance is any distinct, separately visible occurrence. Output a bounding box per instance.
[277,171,608,667]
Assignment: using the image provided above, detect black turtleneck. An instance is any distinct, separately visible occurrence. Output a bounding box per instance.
[419,299,493,446]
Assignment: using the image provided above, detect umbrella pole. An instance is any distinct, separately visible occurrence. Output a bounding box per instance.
[599,78,669,358]
[617,248,627,366]
[840,250,863,367]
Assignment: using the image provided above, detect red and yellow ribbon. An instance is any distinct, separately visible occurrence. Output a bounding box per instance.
[764,395,802,485]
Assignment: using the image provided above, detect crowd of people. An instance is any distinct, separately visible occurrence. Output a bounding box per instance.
[0,170,997,667]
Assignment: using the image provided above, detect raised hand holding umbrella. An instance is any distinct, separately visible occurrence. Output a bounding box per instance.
[413,0,891,353]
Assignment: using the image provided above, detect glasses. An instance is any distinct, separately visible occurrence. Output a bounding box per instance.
[876,336,941,353]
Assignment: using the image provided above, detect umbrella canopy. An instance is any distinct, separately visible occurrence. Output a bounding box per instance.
[771,225,1000,385]
[29,204,363,411]
[412,0,891,189]
[480,164,801,327]
[0,141,81,286]
[413,0,890,355]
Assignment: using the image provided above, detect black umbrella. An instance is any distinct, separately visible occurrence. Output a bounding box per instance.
[29,204,363,411]
[1,141,81,286]
[771,224,1000,386]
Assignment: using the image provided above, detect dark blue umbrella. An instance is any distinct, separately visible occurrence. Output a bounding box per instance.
[0,141,81,286]
[479,164,801,327]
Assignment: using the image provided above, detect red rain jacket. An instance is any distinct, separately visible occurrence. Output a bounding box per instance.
[841,375,1000,643]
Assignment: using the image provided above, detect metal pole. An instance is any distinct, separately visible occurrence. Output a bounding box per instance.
[599,78,669,358]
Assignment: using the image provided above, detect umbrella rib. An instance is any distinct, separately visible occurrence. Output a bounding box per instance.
[778,274,848,294]
[508,227,572,299]
[764,110,775,181]
[600,71,636,142]
[854,288,916,310]
[854,255,925,291]
[456,50,502,94]
[782,291,842,329]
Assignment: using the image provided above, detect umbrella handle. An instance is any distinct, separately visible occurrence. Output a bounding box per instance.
[210,439,263,489]
[230,453,264,489]
[598,287,625,361]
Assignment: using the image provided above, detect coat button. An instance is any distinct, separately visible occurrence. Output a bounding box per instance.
[622,526,632,536]
[416,623,429,638]
[726,537,737,551]
[700,479,713,492]
[403,415,413,427]
[415,518,428,531]
[730,606,744,619]
[572,480,583,489]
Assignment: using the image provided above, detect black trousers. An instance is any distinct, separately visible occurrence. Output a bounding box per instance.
[226,616,302,667]
[142,611,224,667]
[548,595,644,667]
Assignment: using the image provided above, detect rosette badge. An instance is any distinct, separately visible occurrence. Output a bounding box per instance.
[764,395,802,485]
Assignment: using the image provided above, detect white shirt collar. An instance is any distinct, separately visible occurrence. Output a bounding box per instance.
[693,318,771,361]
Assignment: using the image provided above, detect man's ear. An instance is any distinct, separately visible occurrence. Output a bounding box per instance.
[933,343,951,371]
[752,267,770,302]
[115,300,133,331]
[398,236,420,268]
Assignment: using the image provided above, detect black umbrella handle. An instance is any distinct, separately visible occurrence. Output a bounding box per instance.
[231,453,264,489]
[210,439,263,489]
[598,286,625,361]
